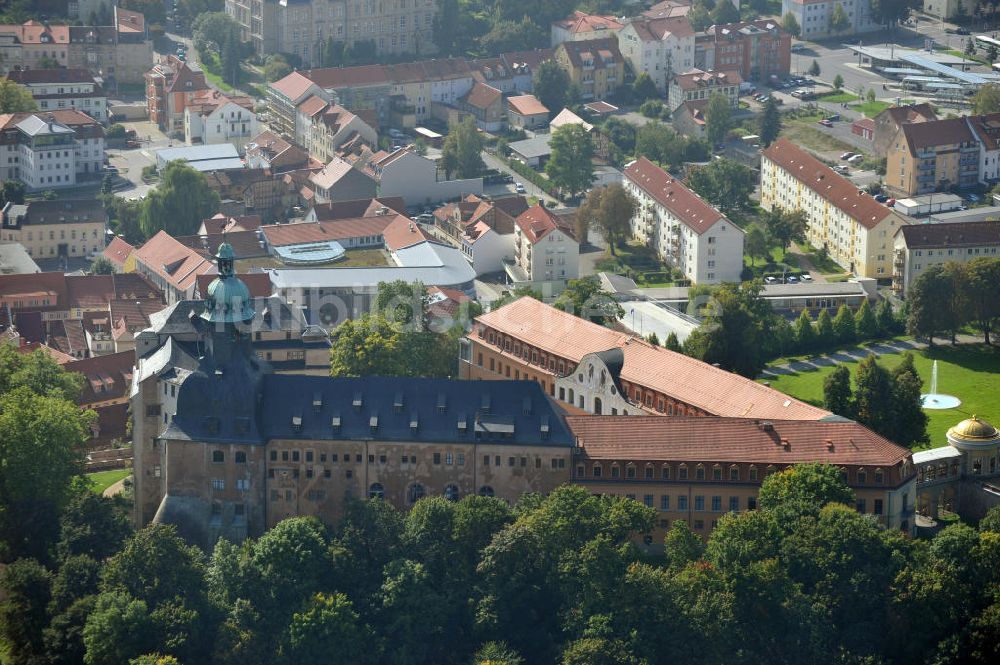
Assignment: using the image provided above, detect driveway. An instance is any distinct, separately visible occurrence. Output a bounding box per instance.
[482,151,558,206]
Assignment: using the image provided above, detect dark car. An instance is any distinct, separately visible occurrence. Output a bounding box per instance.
[956,27,971,35]
[874,194,889,203]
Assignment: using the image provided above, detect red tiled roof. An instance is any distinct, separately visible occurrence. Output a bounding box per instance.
[761,138,898,230]
[200,213,262,235]
[475,297,831,421]
[305,64,391,90]
[584,101,619,115]
[165,61,208,94]
[108,298,165,333]
[0,272,68,310]
[65,275,114,310]
[296,94,329,117]
[624,157,727,235]
[309,197,406,221]
[557,38,624,69]
[132,230,216,292]
[630,15,694,41]
[116,7,145,34]
[270,71,319,102]
[507,94,549,117]
[17,340,74,364]
[0,20,70,45]
[566,416,911,466]
[66,350,135,405]
[382,215,431,251]
[899,117,974,154]
[102,236,134,267]
[673,68,742,91]
[462,81,503,110]
[111,273,162,301]
[553,11,623,33]
[515,204,565,244]
[643,0,692,19]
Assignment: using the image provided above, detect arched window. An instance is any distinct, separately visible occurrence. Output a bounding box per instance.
[368,483,385,499]
[678,464,688,480]
[444,484,460,501]
[748,465,758,481]
[594,397,603,415]
[645,463,654,480]
[695,464,705,480]
[729,465,739,481]
[578,395,585,409]
[235,451,247,464]
[478,486,495,497]
[626,463,636,479]
[712,464,722,480]
[661,464,671,480]
[212,450,224,463]
[408,483,425,504]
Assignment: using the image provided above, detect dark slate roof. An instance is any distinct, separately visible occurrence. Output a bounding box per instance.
[258,376,575,447]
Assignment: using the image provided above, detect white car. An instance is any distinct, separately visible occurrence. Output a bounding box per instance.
[514,182,526,193]
[847,154,865,164]
[801,274,813,282]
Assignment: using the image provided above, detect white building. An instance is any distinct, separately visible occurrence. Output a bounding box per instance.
[666,69,742,112]
[506,204,579,290]
[761,138,908,279]
[616,14,694,92]
[460,221,515,276]
[295,96,378,164]
[363,147,483,208]
[6,68,108,123]
[0,110,105,191]
[184,90,259,152]
[780,0,880,40]
[623,157,744,284]
[550,11,624,47]
[892,221,1000,296]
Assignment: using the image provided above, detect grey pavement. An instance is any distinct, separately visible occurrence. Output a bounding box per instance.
[481,150,558,206]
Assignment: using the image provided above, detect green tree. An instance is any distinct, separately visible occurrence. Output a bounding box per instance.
[853,355,894,438]
[816,309,836,348]
[533,60,571,117]
[646,332,661,345]
[374,280,427,328]
[49,554,100,614]
[758,463,854,517]
[632,72,659,102]
[824,364,854,418]
[479,17,545,55]
[139,161,220,238]
[704,92,733,146]
[491,286,542,310]
[119,0,167,25]
[833,74,844,90]
[329,314,404,377]
[101,173,114,196]
[664,331,682,352]
[57,491,132,563]
[686,158,755,216]
[263,54,293,82]
[782,12,801,38]
[280,592,368,665]
[192,11,237,53]
[758,96,782,147]
[964,257,1000,344]
[966,36,976,57]
[545,123,594,196]
[683,281,772,377]
[906,265,954,345]
[973,83,1000,114]
[832,304,856,344]
[82,591,158,665]
[89,256,116,275]
[130,655,182,665]
[100,525,206,610]
[554,275,624,326]
[0,77,37,112]
[988,44,998,64]
[981,505,1000,532]
[664,520,703,570]
[794,308,816,351]
[761,208,808,251]
[876,298,898,336]
[890,353,929,447]
[580,183,636,256]
[221,29,241,86]
[441,117,485,180]
[0,558,52,664]
[855,299,878,340]
[808,60,821,76]
[0,180,26,207]
[829,3,850,33]
[687,2,712,31]
[473,641,524,665]
[432,0,460,55]
[711,0,740,23]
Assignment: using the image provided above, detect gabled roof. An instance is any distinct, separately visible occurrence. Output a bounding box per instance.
[898,220,1000,248]
[115,7,146,34]
[507,94,550,117]
[624,157,728,235]
[515,204,565,244]
[260,216,396,247]
[964,112,1000,151]
[65,275,114,309]
[552,11,624,33]
[175,230,266,260]
[566,416,910,466]
[461,81,503,110]
[899,117,974,154]
[296,94,329,118]
[132,230,216,292]
[66,350,136,405]
[628,15,694,41]
[761,138,898,230]
[382,215,432,251]
[673,68,742,90]
[270,71,320,102]
[310,157,370,191]
[550,107,594,132]
[557,38,624,68]
[199,213,262,235]
[102,236,134,267]
[0,272,68,310]
[643,0,693,19]
[165,61,208,94]
[310,197,406,221]
[877,103,937,127]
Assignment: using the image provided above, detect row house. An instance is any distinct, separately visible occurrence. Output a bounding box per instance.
[623,157,744,284]
[296,97,377,164]
[694,20,791,83]
[1,198,106,260]
[761,138,908,278]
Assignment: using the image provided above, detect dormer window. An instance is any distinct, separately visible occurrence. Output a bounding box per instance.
[291,415,302,433]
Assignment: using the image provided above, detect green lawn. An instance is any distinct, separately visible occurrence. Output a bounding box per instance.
[762,344,1000,449]
[816,91,858,103]
[595,242,673,285]
[86,469,131,494]
[849,100,891,118]
[782,117,857,154]
[235,248,391,272]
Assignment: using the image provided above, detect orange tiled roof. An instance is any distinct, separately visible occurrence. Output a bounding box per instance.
[515,204,564,244]
[102,236,134,267]
[382,214,431,251]
[260,216,396,247]
[507,94,549,117]
[624,157,727,235]
[553,11,623,33]
[132,230,216,292]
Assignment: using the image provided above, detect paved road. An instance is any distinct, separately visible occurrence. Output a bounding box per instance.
[481,150,558,206]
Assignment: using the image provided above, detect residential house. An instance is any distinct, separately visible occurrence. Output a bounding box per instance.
[296,98,378,164]
[363,146,484,207]
[694,20,791,83]
[885,117,980,196]
[65,350,136,444]
[508,135,553,169]
[761,138,909,278]
[617,14,694,92]
[667,68,741,112]
[456,81,505,133]
[965,112,1000,184]
[623,157,744,284]
[66,7,153,87]
[506,95,550,130]
[198,213,262,235]
[892,221,1000,296]
[471,49,554,94]
[434,194,527,245]
[672,100,709,138]
[1,199,107,261]
[309,157,377,204]
[132,230,218,303]
[202,167,308,222]
[101,236,135,273]
[0,110,105,191]
[551,11,624,46]
[184,90,259,152]
[460,220,516,276]
[780,0,880,39]
[506,204,579,290]
[6,68,108,123]
[244,130,314,172]
[923,0,979,20]
[305,197,407,222]
[554,38,625,101]
[266,72,330,140]
[873,103,938,156]
[144,55,211,134]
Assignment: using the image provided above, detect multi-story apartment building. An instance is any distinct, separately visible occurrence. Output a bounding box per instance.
[872,104,937,157]
[550,11,624,47]
[0,199,106,260]
[554,38,625,101]
[966,112,1000,184]
[225,0,436,65]
[145,56,211,134]
[296,98,377,164]
[780,0,880,40]
[623,157,744,284]
[184,90,259,152]
[131,267,919,547]
[666,68,741,112]
[761,138,909,278]
[616,14,694,92]
[694,20,791,83]
[267,71,330,140]
[0,111,105,191]
[470,49,553,95]
[892,220,1000,296]
[505,204,580,290]
[6,68,108,123]
[0,21,70,72]
[884,117,981,196]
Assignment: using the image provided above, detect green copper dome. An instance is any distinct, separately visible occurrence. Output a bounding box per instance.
[200,241,255,324]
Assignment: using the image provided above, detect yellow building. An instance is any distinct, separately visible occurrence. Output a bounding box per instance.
[884,117,980,197]
[0,199,107,261]
[761,138,909,278]
[554,38,625,101]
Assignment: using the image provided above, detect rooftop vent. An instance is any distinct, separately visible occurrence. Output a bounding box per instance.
[410,412,419,434]
[352,392,363,410]
[331,414,341,432]
[393,391,404,413]
[481,393,491,414]
[312,392,323,411]
[291,414,302,432]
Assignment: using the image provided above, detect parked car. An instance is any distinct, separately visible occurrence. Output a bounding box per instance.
[785,275,799,284]
[818,119,833,127]
[886,198,896,207]
[874,194,889,203]
[827,113,841,122]
[801,274,813,282]
[764,276,779,284]
[956,27,971,35]
[840,152,855,160]
[417,213,434,224]
[514,182,526,193]
[965,193,982,203]
[833,165,849,174]
[847,154,865,164]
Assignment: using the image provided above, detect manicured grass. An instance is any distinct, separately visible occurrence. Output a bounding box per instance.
[236,248,391,272]
[816,91,858,103]
[762,344,1000,449]
[850,100,891,118]
[87,469,130,494]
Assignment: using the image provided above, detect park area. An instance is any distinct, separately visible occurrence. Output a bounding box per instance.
[762,343,1000,449]
[86,469,130,495]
